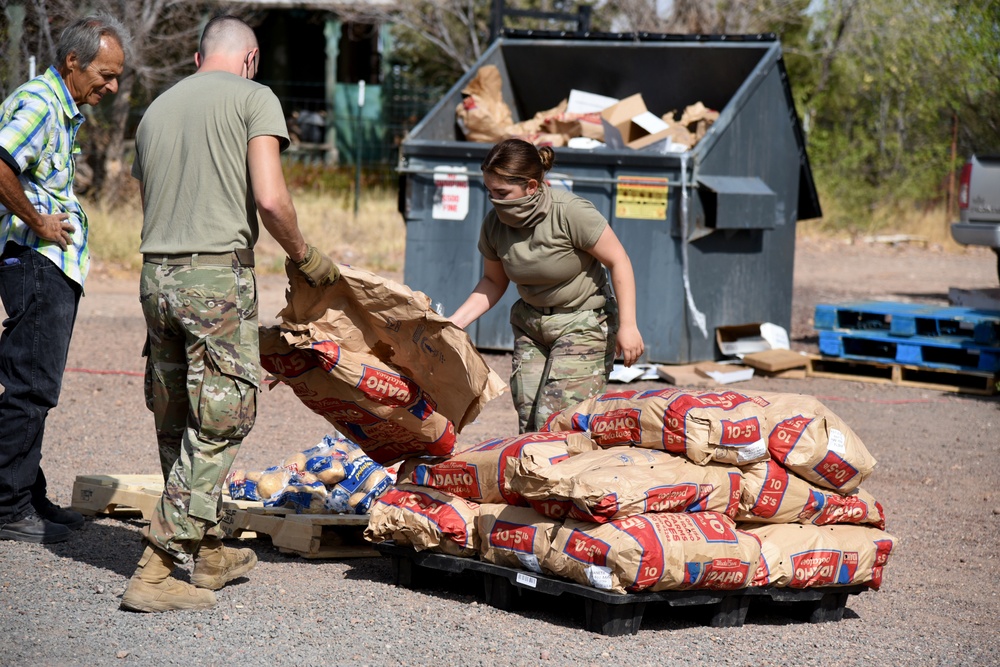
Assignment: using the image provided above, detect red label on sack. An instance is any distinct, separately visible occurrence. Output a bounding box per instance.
[700,557,752,590]
[790,549,840,587]
[380,489,469,544]
[571,494,619,522]
[418,461,482,499]
[311,340,342,372]
[260,349,318,378]
[726,472,742,517]
[589,408,642,446]
[357,365,417,407]
[720,417,762,446]
[815,493,869,525]
[597,390,639,402]
[752,460,790,519]
[644,484,698,514]
[768,415,812,462]
[528,498,573,519]
[489,520,537,554]
[563,529,610,567]
[813,451,859,489]
[614,515,663,591]
[690,512,738,543]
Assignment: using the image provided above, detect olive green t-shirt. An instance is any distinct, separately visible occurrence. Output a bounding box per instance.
[132,71,289,254]
[479,188,609,310]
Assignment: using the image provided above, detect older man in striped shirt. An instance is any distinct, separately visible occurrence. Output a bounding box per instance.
[0,15,129,544]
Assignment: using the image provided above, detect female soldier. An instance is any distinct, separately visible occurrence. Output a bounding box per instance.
[450,138,644,432]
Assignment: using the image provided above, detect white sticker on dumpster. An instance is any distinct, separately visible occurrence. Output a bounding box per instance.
[433,166,469,220]
[615,175,668,220]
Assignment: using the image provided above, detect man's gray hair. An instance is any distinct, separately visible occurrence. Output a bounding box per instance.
[56,14,132,70]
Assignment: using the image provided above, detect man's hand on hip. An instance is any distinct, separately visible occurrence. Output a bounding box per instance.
[29,213,75,251]
[294,244,340,286]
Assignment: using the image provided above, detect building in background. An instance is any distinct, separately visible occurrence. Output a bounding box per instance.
[239,0,436,171]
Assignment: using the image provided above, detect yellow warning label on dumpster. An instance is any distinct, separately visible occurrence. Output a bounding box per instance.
[615,176,669,220]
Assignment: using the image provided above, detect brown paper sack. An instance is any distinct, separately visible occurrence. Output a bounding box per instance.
[364,483,480,557]
[738,459,886,529]
[544,512,762,594]
[749,391,877,492]
[477,504,561,574]
[512,446,742,523]
[402,431,596,505]
[260,264,506,465]
[455,65,514,143]
[502,99,568,137]
[543,388,771,467]
[744,523,897,589]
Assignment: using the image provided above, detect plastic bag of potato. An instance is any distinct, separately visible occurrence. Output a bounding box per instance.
[226,435,393,514]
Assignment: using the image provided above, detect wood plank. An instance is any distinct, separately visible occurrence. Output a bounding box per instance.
[742,349,809,373]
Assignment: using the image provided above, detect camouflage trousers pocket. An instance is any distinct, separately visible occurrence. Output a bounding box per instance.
[197,338,258,441]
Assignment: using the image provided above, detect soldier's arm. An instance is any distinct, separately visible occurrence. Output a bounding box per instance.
[587,226,644,366]
[247,134,307,263]
[449,259,509,329]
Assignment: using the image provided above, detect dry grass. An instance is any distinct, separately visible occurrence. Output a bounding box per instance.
[84,188,407,278]
[799,192,962,250]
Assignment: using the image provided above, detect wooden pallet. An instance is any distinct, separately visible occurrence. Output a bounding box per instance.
[232,507,374,559]
[806,355,999,396]
[72,474,167,520]
[71,474,375,557]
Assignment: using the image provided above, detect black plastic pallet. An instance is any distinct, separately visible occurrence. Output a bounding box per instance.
[375,542,867,636]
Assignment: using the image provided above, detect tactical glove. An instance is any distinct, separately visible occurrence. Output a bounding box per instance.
[294,244,340,286]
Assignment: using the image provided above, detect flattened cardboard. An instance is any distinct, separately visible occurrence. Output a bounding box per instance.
[742,349,808,373]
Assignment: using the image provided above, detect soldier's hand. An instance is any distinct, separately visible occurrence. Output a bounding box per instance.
[294,244,340,286]
[28,213,74,251]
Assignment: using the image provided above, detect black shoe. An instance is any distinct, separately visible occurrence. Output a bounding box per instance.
[0,509,71,544]
[32,497,85,530]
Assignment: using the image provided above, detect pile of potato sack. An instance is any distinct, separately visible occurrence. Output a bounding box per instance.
[236,385,897,596]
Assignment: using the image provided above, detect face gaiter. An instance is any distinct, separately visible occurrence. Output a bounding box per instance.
[490,182,552,228]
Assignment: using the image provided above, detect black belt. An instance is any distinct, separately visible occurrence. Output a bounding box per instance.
[143,249,254,268]
[531,303,605,315]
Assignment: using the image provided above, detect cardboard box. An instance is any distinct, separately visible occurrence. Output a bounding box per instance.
[601,93,679,151]
[716,322,789,357]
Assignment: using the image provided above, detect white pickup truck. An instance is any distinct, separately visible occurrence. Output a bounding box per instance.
[951,154,1000,283]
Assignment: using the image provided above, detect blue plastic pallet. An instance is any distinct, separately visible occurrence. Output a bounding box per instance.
[814,301,1000,346]
[817,329,1000,373]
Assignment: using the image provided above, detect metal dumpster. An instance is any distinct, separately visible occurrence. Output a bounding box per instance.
[398,33,821,363]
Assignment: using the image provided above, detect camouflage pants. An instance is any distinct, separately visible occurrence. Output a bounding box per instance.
[139,262,259,562]
[509,298,618,433]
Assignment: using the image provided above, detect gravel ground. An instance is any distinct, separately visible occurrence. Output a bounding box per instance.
[1,236,998,667]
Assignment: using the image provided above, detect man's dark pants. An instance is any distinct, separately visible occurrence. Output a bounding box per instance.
[0,242,80,522]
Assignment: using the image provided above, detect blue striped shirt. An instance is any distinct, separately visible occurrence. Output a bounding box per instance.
[0,66,88,286]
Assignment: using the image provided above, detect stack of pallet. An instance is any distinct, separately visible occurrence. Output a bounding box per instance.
[809,300,1000,395]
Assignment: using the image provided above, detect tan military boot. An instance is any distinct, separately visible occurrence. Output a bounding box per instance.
[120,544,216,612]
[191,536,258,590]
